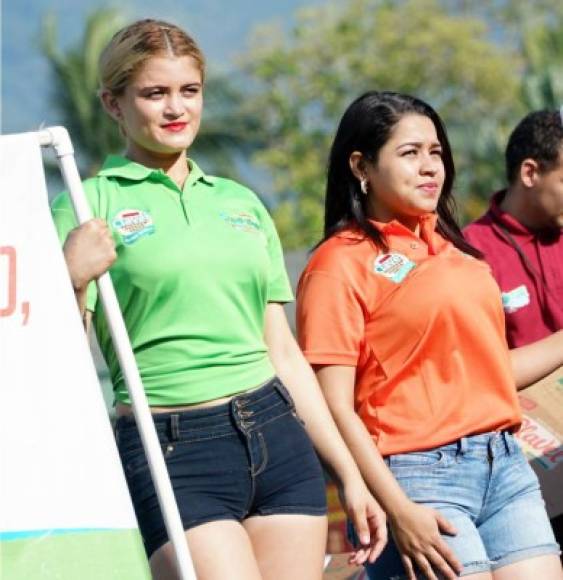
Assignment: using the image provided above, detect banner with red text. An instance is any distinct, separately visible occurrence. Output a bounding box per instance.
[515,366,563,517]
[0,133,150,578]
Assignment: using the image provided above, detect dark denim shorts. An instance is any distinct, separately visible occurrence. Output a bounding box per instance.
[114,377,327,557]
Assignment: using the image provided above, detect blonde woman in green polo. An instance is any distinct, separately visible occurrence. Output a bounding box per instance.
[51,19,386,580]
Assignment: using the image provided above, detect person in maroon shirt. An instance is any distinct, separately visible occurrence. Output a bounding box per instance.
[464,108,563,558]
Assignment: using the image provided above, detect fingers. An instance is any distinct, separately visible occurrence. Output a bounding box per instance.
[433,538,463,576]
[351,506,371,547]
[367,511,388,563]
[413,552,439,580]
[401,554,417,580]
[367,526,387,563]
[435,512,458,536]
[348,546,370,566]
[403,542,462,580]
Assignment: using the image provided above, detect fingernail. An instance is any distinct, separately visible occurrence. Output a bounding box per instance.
[360,534,370,544]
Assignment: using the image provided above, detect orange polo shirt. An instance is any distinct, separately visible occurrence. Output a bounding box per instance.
[297,214,522,456]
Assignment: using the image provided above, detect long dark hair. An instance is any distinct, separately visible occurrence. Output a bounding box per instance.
[322,91,482,258]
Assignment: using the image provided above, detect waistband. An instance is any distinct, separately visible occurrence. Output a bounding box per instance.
[115,376,293,430]
[432,430,519,459]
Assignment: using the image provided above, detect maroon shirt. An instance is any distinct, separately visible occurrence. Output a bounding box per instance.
[464,190,563,348]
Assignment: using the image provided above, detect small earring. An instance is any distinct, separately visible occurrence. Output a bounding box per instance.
[360,178,368,195]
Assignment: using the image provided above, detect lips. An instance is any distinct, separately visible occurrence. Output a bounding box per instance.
[162,122,187,132]
[418,182,439,194]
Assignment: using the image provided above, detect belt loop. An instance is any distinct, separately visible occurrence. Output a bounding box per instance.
[457,437,468,456]
[502,430,511,455]
[169,413,180,441]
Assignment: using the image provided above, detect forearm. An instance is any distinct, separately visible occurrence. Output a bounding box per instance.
[510,329,563,390]
[269,346,365,486]
[326,403,411,519]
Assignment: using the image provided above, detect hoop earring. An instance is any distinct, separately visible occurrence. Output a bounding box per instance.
[360,178,369,195]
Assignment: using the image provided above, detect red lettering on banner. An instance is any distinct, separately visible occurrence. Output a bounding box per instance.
[0,246,17,317]
[518,395,537,411]
[21,301,30,326]
[0,246,30,325]
[516,417,560,457]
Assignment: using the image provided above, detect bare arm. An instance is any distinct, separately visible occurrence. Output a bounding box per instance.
[315,364,463,580]
[510,330,563,390]
[264,303,387,564]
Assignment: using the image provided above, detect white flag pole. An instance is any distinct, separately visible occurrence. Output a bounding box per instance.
[38,126,197,580]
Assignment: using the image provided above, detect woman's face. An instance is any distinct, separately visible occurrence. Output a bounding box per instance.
[112,55,203,161]
[360,114,445,229]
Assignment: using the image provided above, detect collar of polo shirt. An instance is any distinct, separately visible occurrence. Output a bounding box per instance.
[97,155,214,189]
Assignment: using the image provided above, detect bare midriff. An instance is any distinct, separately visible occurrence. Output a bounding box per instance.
[114,379,271,417]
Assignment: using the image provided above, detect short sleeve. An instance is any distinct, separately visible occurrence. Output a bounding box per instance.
[256,203,293,303]
[297,269,366,366]
[50,189,98,312]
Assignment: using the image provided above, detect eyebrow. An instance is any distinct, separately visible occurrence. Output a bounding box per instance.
[396,141,442,149]
[138,81,202,90]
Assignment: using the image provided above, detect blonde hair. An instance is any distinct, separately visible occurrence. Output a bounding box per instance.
[99,19,205,96]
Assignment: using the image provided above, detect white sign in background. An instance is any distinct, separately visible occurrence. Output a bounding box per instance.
[0,133,137,533]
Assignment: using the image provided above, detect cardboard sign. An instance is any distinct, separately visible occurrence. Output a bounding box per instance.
[515,366,563,518]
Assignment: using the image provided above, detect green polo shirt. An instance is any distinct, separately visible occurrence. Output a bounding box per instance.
[51,155,293,405]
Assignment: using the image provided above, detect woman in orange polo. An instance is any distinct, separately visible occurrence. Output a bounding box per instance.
[297,91,562,580]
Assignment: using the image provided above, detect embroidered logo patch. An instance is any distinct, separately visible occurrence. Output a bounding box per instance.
[112,209,155,245]
[373,253,415,283]
[220,211,261,233]
[501,285,530,313]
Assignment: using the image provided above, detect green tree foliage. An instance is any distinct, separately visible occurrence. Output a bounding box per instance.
[519,16,563,110]
[41,9,264,179]
[245,0,525,248]
[42,9,125,176]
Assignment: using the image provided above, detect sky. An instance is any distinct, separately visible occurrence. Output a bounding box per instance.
[1,0,323,135]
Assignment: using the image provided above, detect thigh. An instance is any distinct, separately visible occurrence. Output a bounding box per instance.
[479,439,560,571]
[493,554,563,580]
[150,520,263,580]
[361,445,493,579]
[391,447,492,577]
[243,513,327,580]
[357,512,491,580]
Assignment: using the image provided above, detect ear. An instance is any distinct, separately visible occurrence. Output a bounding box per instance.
[100,89,123,123]
[519,158,540,188]
[349,151,366,181]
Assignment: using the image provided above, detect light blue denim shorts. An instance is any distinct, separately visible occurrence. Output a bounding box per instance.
[353,431,560,578]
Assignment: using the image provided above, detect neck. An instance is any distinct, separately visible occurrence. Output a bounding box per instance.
[125,146,189,188]
[367,200,421,235]
[501,184,544,231]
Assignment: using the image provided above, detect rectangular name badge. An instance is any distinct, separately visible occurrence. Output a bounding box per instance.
[501,284,530,313]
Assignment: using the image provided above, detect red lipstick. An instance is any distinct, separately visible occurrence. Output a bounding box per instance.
[162,122,187,132]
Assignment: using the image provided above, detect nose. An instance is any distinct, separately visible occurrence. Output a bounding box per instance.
[164,93,184,117]
[420,151,440,175]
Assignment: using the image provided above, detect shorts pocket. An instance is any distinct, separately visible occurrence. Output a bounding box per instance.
[388,449,450,470]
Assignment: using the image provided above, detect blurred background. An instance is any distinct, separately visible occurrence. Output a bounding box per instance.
[2,0,562,565]
[4,0,563,238]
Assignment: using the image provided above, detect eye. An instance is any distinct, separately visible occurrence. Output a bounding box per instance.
[182,84,201,97]
[402,149,417,157]
[431,148,443,157]
[144,89,164,100]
